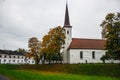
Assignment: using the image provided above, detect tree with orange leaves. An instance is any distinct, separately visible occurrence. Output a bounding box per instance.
[28,37,41,64]
[41,26,65,64]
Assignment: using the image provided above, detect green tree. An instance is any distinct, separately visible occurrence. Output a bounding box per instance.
[100,12,120,61]
[28,37,41,64]
[41,26,65,64]
[100,55,109,63]
[16,48,26,54]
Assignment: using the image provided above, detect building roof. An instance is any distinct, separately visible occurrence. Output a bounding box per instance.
[63,2,72,28]
[0,49,24,56]
[69,38,106,50]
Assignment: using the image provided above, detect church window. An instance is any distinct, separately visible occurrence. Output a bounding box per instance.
[67,31,69,34]
[80,51,83,59]
[92,51,95,59]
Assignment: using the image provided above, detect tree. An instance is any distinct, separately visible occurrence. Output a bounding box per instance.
[100,55,109,63]
[16,48,26,54]
[28,37,41,64]
[100,12,120,61]
[41,26,65,64]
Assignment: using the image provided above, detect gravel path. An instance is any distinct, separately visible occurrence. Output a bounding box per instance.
[0,74,10,80]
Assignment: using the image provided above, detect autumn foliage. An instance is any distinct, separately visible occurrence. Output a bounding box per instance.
[41,26,65,63]
[27,37,41,64]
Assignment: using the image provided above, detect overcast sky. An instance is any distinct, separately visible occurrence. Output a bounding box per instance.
[0,0,120,50]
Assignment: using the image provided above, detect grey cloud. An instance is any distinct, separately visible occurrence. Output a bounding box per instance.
[0,0,120,50]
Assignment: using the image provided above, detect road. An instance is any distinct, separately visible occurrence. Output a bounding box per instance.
[0,74,9,80]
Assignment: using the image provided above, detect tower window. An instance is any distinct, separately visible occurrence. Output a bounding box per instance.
[80,51,83,59]
[67,31,69,34]
[92,51,95,59]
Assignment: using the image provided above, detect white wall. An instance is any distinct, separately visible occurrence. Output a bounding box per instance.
[68,49,105,64]
[0,54,35,64]
[63,27,72,63]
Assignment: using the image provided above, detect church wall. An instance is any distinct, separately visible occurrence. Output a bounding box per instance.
[68,49,105,64]
[63,27,72,63]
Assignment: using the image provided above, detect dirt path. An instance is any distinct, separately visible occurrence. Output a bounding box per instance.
[0,74,10,80]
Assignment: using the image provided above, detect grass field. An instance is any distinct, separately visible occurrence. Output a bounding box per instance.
[0,64,120,80]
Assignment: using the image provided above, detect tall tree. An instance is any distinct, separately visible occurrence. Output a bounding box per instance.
[28,37,41,64]
[41,26,65,64]
[100,12,120,61]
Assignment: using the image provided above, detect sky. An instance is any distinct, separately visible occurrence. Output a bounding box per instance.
[0,0,120,50]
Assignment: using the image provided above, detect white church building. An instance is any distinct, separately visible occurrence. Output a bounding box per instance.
[62,3,119,64]
[0,3,119,64]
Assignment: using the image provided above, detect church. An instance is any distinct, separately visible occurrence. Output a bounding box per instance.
[62,3,119,64]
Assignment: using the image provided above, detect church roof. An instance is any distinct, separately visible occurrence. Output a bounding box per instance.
[63,2,72,28]
[69,38,106,50]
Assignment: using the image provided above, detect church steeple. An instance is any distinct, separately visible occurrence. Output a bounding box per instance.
[63,2,72,63]
[64,2,72,28]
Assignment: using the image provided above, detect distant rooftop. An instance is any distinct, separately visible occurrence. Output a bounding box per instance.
[0,49,24,56]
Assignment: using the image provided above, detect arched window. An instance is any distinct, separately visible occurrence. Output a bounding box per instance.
[80,51,83,59]
[92,51,95,59]
[67,31,69,34]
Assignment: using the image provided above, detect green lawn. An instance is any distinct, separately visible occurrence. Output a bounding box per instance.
[0,64,120,80]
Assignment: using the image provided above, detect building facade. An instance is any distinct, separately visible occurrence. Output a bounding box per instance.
[0,50,35,64]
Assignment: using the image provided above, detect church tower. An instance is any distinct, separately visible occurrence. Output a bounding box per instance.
[63,2,72,63]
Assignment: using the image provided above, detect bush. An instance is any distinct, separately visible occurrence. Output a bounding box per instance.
[21,63,120,77]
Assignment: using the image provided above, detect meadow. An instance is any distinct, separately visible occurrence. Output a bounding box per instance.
[0,64,120,80]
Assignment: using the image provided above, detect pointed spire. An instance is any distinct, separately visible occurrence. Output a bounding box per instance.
[64,2,72,28]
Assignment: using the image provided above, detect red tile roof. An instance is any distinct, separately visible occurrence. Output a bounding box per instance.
[69,38,106,50]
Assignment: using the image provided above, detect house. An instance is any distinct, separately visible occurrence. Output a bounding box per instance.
[0,49,35,64]
[62,3,119,64]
